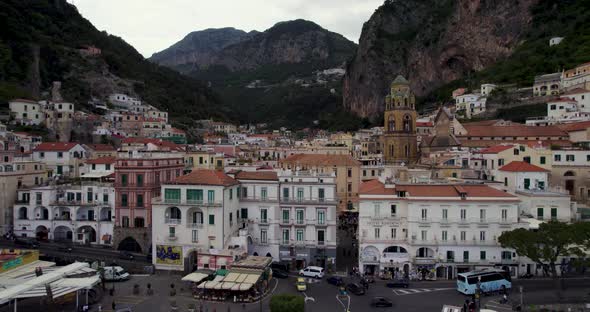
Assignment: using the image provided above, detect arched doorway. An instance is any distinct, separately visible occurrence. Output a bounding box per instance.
[361,246,381,275]
[77,225,97,244]
[253,252,258,256]
[564,171,576,195]
[118,236,142,253]
[266,252,272,258]
[54,225,73,241]
[35,226,48,241]
[416,247,435,258]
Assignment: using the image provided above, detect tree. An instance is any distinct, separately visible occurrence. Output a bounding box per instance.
[270,294,304,312]
[498,221,585,278]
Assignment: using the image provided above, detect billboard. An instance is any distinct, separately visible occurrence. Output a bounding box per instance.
[156,245,183,265]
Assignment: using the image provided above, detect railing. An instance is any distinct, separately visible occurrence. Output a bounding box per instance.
[187,222,204,228]
[240,196,278,202]
[165,218,181,224]
[280,219,292,225]
[295,219,305,225]
[163,198,181,204]
[259,218,269,224]
[76,218,96,222]
[157,198,223,207]
[51,200,110,206]
[317,241,325,246]
[280,197,337,205]
[15,200,30,204]
[168,234,177,240]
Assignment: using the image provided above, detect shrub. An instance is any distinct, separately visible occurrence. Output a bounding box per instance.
[269,294,304,312]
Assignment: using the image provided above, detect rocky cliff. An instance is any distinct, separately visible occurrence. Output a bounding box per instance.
[343,0,538,118]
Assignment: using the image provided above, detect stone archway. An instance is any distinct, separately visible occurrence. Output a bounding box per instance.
[54,225,73,241]
[118,236,142,253]
[35,225,48,241]
[77,225,97,244]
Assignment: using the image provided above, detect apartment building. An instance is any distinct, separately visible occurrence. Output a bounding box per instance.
[32,142,86,177]
[550,149,590,204]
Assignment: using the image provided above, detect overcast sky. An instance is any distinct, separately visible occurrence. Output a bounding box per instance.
[68,0,384,58]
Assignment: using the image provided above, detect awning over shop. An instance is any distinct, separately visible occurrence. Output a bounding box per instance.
[239,283,253,291]
[221,282,236,290]
[182,272,208,283]
[215,269,228,276]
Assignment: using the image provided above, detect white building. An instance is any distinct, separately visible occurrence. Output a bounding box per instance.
[455,94,487,119]
[13,183,115,245]
[533,73,562,97]
[496,161,549,193]
[108,93,142,111]
[481,84,497,96]
[549,37,564,46]
[9,99,45,125]
[32,142,86,177]
[233,170,338,270]
[358,180,523,279]
[151,169,241,271]
[80,157,116,179]
[515,190,575,223]
[526,97,590,126]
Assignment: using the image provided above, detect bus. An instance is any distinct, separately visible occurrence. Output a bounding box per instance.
[456,269,511,295]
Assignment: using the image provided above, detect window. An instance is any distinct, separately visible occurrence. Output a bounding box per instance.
[208,190,215,203]
[39,152,44,158]
[192,230,198,242]
[240,208,248,219]
[317,230,325,244]
[121,174,128,186]
[391,204,397,217]
[137,194,144,207]
[537,207,544,220]
[554,154,561,161]
[421,230,427,241]
[501,251,512,260]
[463,251,469,262]
[297,188,304,201]
[283,188,289,200]
[447,251,455,261]
[57,152,63,158]
[92,164,96,170]
[480,251,486,260]
[260,230,268,244]
[282,209,290,223]
[136,174,143,186]
[498,159,505,166]
[187,189,203,203]
[347,183,352,193]
[121,194,128,207]
[392,228,397,239]
[242,187,248,198]
[347,168,352,178]
[317,209,325,225]
[229,189,233,200]
[318,188,325,201]
[551,208,557,220]
[566,154,575,162]
[375,228,380,239]
[296,229,304,241]
[296,210,304,224]
[501,209,508,221]
[524,178,531,190]
[260,209,268,223]
[523,156,531,164]
[169,227,175,238]
[460,209,467,220]
[261,187,267,200]
[513,149,519,155]
[540,156,546,165]
[504,177,508,187]
[480,231,486,241]
[479,209,486,221]
[164,189,181,203]
[134,217,144,227]
[442,231,448,241]
[374,204,380,217]
[421,209,428,221]
[460,231,466,241]
[229,212,233,226]
[122,216,130,227]
[282,229,290,244]
[442,209,448,220]
[587,155,590,162]
[209,214,215,225]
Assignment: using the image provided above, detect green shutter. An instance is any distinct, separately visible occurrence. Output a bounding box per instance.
[209,214,215,225]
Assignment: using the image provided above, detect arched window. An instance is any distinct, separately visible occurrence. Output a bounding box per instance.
[388,116,395,132]
[405,145,409,157]
[18,207,28,220]
[168,207,181,220]
[389,145,394,157]
[403,115,412,132]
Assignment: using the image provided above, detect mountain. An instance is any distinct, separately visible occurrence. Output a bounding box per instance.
[0,0,227,128]
[151,19,360,129]
[343,0,538,118]
[149,28,258,71]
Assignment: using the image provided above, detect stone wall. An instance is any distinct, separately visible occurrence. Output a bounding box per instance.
[113,226,152,254]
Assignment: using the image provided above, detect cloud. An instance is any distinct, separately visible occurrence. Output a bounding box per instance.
[68,0,383,57]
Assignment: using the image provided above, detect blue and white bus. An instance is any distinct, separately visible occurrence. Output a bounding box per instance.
[456,269,511,295]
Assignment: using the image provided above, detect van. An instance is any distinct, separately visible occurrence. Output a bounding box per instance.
[299,266,324,278]
[102,266,130,281]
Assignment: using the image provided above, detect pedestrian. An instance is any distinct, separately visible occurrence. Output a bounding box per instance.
[112,300,116,310]
[468,300,475,312]
[462,299,469,312]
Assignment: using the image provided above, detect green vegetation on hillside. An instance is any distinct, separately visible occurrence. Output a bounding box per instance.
[425,0,590,105]
[0,0,225,123]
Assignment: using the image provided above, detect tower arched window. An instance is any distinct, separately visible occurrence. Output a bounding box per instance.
[389,145,394,157]
[404,98,408,106]
[405,145,409,157]
[388,116,395,132]
[403,115,412,132]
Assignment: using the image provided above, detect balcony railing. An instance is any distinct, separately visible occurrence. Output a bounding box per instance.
[280,197,337,205]
[156,197,223,207]
[240,196,278,202]
[280,219,292,225]
[165,218,181,224]
[259,218,269,224]
[168,234,177,240]
[51,200,109,206]
[187,222,204,228]
[295,219,305,225]
[76,218,96,222]
[15,200,30,204]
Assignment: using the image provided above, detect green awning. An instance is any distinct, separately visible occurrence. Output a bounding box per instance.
[215,269,228,276]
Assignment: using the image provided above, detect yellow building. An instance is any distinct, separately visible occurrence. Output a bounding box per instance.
[185,150,224,170]
[383,76,418,165]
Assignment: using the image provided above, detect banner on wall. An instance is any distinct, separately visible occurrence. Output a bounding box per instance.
[156,245,183,265]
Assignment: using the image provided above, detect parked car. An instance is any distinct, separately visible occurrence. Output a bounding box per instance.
[346,283,365,296]
[299,266,324,279]
[386,278,409,288]
[271,262,289,272]
[371,297,393,308]
[14,238,39,249]
[57,243,74,253]
[327,276,344,286]
[296,277,307,291]
[102,266,130,281]
[273,269,289,279]
[119,251,134,260]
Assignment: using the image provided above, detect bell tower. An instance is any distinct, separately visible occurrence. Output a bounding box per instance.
[383,75,418,165]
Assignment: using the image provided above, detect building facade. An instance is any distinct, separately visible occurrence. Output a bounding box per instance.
[383,75,418,165]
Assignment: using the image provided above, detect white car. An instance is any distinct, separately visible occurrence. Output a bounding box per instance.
[299,266,324,278]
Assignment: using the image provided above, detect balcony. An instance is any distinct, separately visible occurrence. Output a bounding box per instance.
[294,219,305,226]
[259,218,269,225]
[168,234,177,241]
[187,222,204,228]
[15,199,30,204]
[165,218,181,224]
[51,200,108,206]
[280,219,292,226]
[76,217,96,222]
[240,196,278,203]
[280,197,337,205]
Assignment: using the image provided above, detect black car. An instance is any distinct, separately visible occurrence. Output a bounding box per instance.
[327,276,344,286]
[346,283,365,296]
[371,297,393,308]
[14,238,39,249]
[272,269,289,279]
[57,243,74,253]
[386,278,409,288]
[119,251,134,260]
[271,262,289,272]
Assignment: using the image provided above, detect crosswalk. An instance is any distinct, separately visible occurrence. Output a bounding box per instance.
[483,299,514,312]
[391,288,454,296]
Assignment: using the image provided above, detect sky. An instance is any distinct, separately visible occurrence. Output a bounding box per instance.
[68,0,384,58]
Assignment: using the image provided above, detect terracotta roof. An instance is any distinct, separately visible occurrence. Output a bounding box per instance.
[281,154,360,167]
[462,120,503,126]
[85,144,116,151]
[461,140,572,148]
[548,97,576,103]
[10,99,38,104]
[34,142,80,152]
[478,145,514,154]
[359,179,395,195]
[557,121,590,132]
[461,125,567,137]
[174,169,238,186]
[85,156,116,165]
[499,161,549,172]
[562,88,590,95]
[122,137,161,144]
[235,171,278,181]
[416,121,433,127]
